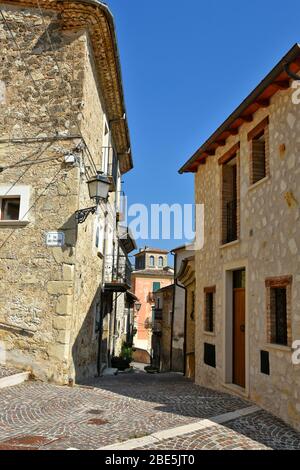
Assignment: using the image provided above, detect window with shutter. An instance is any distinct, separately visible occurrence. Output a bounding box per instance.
[265,276,292,347]
[248,117,269,185]
[204,286,216,333]
[252,131,266,184]
[270,287,288,346]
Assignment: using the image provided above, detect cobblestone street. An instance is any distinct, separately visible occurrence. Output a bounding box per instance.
[0,368,299,450]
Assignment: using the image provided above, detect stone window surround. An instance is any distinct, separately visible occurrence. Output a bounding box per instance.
[0,185,31,226]
[219,144,241,246]
[248,116,270,187]
[265,275,293,348]
[203,285,216,334]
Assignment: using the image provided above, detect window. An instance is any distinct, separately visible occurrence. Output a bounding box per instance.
[204,286,216,333]
[266,276,292,347]
[248,117,269,185]
[220,144,239,245]
[158,256,164,267]
[0,185,31,224]
[0,197,20,220]
[150,255,155,267]
[153,282,161,292]
[270,288,287,345]
[94,302,101,335]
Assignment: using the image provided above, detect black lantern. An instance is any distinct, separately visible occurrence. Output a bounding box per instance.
[76,173,111,224]
[87,173,111,203]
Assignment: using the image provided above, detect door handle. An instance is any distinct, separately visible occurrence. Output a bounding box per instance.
[240,324,245,333]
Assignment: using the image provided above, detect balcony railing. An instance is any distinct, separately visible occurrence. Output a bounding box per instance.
[104,254,132,292]
[154,308,163,321]
[147,292,155,303]
[152,320,162,335]
[224,199,237,244]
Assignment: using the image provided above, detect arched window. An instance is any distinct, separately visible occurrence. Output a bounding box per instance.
[158,256,164,267]
[150,255,155,267]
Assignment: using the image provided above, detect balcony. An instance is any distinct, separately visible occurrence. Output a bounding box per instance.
[224,199,237,244]
[154,308,163,321]
[101,146,118,191]
[152,320,162,336]
[144,319,162,336]
[147,292,155,303]
[104,254,132,292]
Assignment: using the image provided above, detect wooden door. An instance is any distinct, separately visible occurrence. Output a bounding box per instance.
[233,288,245,388]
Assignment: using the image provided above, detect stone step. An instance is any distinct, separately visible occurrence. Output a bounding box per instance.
[0,371,30,389]
[101,368,118,376]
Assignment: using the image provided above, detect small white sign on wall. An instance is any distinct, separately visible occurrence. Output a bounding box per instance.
[46,231,65,247]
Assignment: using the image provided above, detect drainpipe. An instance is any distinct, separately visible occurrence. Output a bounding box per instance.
[97,208,108,377]
[171,251,187,376]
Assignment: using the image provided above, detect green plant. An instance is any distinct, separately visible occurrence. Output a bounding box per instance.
[121,343,133,362]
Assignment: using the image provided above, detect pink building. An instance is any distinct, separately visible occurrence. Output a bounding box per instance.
[132,248,174,361]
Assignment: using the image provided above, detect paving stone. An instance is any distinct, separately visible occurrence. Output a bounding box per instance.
[0,372,299,450]
[0,366,20,379]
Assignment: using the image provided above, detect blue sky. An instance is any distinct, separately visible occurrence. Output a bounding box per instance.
[108,0,300,252]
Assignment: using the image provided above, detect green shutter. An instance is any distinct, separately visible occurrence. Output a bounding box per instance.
[153,282,161,292]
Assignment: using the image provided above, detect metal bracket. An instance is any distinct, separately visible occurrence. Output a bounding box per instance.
[75,206,97,224]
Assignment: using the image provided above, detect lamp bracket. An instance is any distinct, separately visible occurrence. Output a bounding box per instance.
[75,206,97,224]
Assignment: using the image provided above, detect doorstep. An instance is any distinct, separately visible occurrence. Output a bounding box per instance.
[0,365,30,389]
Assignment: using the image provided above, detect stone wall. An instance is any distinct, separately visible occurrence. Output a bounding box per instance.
[0,3,124,384]
[194,85,300,430]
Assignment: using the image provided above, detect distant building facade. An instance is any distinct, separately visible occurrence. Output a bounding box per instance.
[152,284,174,371]
[132,248,173,360]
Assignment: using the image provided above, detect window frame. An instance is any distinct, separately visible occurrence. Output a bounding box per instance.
[219,143,240,246]
[0,185,31,225]
[248,116,270,186]
[265,276,292,348]
[0,197,21,221]
[204,286,216,333]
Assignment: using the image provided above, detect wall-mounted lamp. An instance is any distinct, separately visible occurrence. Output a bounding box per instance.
[135,301,142,312]
[76,173,111,224]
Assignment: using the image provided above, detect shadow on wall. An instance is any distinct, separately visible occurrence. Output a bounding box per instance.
[71,285,102,383]
[71,286,114,383]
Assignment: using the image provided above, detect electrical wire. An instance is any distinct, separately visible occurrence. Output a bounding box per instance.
[35,0,98,175]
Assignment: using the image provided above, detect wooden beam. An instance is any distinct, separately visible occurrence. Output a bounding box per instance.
[216,139,226,146]
[272,81,290,90]
[228,128,239,136]
[255,99,270,108]
[240,115,253,123]
[218,142,240,165]
[248,116,269,141]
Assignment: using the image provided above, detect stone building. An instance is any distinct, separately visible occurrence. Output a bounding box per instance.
[132,247,173,361]
[176,253,195,379]
[152,284,174,371]
[0,0,135,384]
[179,44,300,430]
